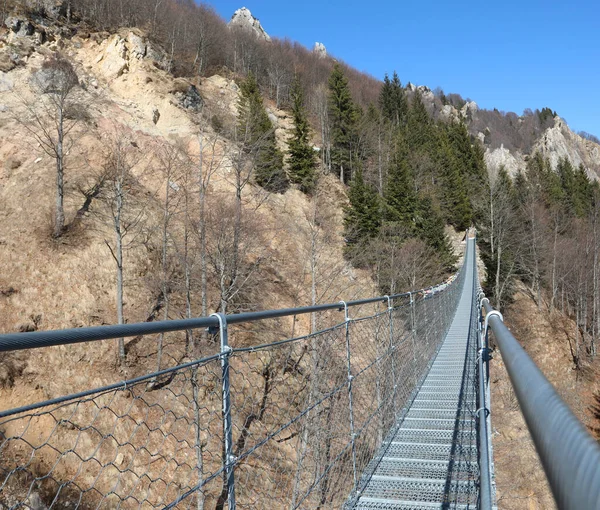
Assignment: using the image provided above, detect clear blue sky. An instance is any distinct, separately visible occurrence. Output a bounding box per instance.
[211,0,599,136]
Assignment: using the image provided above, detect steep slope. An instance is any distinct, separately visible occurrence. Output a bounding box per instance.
[0,20,378,403]
[491,284,600,509]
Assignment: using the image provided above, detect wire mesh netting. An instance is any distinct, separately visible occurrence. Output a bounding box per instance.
[0,264,467,509]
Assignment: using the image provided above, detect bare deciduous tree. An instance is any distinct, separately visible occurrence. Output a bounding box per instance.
[100,132,145,361]
[18,54,82,237]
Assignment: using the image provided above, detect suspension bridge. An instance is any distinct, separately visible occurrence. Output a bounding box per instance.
[1,236,599,509]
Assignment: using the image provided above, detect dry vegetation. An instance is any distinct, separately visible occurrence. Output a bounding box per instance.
[491,282,600,510]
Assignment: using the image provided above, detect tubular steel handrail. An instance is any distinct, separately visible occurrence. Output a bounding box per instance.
[0,289,444,353]
[480,293,600,510]
[0,250,469,510]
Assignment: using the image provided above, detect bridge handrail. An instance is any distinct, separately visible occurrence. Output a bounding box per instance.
[480,296,600,509]
[0,282,456,353]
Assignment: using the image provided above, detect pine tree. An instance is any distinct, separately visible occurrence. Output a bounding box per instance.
[238,72,289,193]
[384,133,417,229]
[438,126,472,229]
[414,195,455,268]
[288,76,317,193]
[406,91,434,153]
[379,71,407,127]
[328,63,358,184]
[344,169,381,248]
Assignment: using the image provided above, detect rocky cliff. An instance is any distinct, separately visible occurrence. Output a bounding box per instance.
[229,7,270,41]
[410,83,600,180]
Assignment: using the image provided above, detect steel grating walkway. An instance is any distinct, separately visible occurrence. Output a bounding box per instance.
[350,239,484,509]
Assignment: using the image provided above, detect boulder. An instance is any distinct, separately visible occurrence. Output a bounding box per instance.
[177,85,204,111]
[5,16,35,37]
[0,53,16,73]
[126,32,146,59]
[101,36,128,79]
[0,72,15,92]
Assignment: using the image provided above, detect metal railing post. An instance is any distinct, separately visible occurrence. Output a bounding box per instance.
[211,313,236,510]
[476,301,494,510]
[340,301,358,495]
[409,292,419,386]
[384,296,399,416]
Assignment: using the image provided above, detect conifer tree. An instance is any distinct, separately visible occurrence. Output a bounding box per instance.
[238,72,288,193]
[438,128,472,229]
[384,133,417,229]
[379,71,407,127]
[328,63,358,184]
[406,91,434,153]
[344,169,381,248]
[288,76,316,193]
[414,195,455,268]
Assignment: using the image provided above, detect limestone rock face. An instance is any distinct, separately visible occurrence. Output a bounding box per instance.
[485,144,525,178]
[532,118,600,178]
[439,104,459,122]
[100,35,128,80]
[95,31,167,81]
[229,7,270,41]
[313,42,327,58]
[461,101,478,116]
[416,85,434,102]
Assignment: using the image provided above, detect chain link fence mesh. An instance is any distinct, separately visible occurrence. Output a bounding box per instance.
[1,266,466,509]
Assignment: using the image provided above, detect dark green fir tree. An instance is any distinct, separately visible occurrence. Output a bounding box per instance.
[328,63,358,184]
[344,169,381,249]
[238,72,289,193]
[287,76,317,193]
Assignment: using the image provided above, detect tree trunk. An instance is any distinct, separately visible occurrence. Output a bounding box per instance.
[55,108,65,238]
[156,174,171,372]
[115,177,125,361]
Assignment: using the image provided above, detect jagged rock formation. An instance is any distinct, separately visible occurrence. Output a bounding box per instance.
[484,119,600,179]
[313,42,327,58]
[533,118,600,177]
[410,83,600,179]
[484,144,525,177]
[229,7,270,41]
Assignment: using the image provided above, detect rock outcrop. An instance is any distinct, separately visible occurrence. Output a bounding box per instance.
[313,42,327,58]
[484,119,600,180]
[485,144,526,178]
[229,7,270,42]
[532,118,600,178]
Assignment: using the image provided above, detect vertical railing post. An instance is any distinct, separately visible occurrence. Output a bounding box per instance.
[409,292,419,386]
[385,296,398,416]
[340,301,358,495]
[211,313,236,510]
[477,296,499,509]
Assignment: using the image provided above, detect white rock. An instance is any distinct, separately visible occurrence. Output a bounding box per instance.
[0,72,14,92]
[461,101,478,116]
[313,42,327,58]
[440,104,458,122]
[267,110,278,126]
[229,7,271,41]
[485,144,524,178]
[101,36,128,80]
[126,32,146,59]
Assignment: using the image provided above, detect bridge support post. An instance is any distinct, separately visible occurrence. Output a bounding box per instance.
[211,313,236,510]
[385,296,398,416]
[340,301,358,496]
[409,292,418,386]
